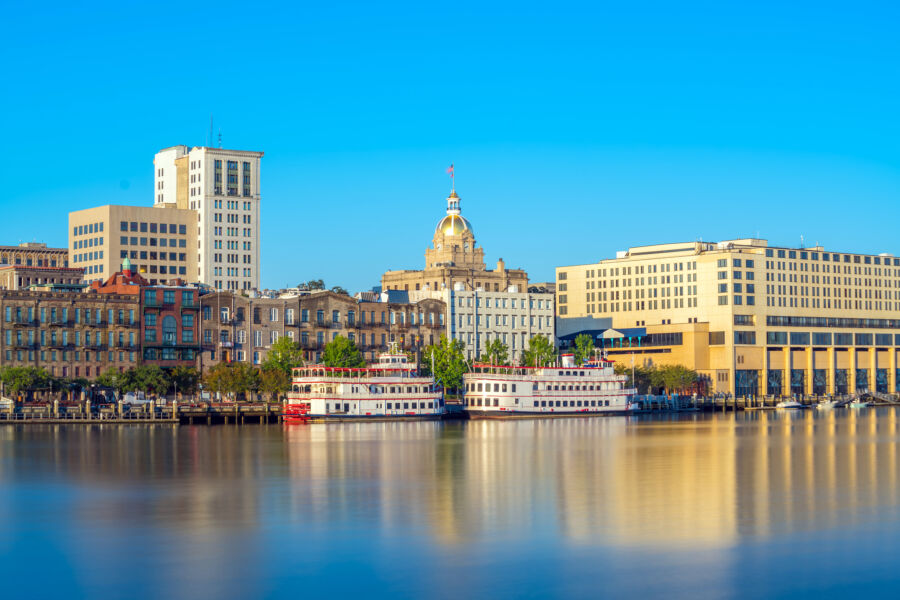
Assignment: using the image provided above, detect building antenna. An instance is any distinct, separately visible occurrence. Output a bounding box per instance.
[208,115,213,147]
[800,234,804,249]
[217,128,223,149]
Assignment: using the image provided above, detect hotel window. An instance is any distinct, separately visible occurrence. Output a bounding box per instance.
[718,296,728,305]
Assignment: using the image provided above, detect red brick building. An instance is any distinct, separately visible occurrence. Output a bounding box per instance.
[94,258,200,368]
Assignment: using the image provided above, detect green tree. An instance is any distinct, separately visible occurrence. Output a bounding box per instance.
[660,364,698,394]
[322,335,366,368]
[330,285,349,295]
[0,366,50,397]
[95,367,127,393]
[259,366,291,401]
[263,336,304,377]
[424,335,468,391]
[521,335,556,367]
[479,338,509,366]
[129,365,170,396]
[305,279,325,290]
[170,365,200,398]
[573,333,595,365]
[203,363,261,401]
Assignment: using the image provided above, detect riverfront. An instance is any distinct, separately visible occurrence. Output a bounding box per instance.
[4,411,900,599]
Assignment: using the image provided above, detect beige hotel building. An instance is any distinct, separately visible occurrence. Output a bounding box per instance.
[556,238,900,397]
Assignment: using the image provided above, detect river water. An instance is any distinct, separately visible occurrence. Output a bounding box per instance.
[2,409,900,599]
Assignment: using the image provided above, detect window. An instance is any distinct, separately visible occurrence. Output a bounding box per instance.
[734,331,756,345]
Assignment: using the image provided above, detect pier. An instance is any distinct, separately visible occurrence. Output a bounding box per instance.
[0,400,284,425]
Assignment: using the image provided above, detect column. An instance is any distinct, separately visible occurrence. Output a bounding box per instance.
[849,349,857,393]
[827,346,836,395]
[869,347,876,394]
[891,349,897,395]
[784,349,792,397]
[806,346,814,397]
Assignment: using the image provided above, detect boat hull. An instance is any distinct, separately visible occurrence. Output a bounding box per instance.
[300,414,443,423]
[465,409,631,420]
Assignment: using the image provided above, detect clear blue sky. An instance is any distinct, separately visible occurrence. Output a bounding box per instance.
[3,1,899,292]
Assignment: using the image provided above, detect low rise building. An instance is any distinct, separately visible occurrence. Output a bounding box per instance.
[412,287,555,362]
[93,258,201,368]
[0,289,140,379]
[0,243,69,269]
[0,265,84,290]
[199,291,446,371]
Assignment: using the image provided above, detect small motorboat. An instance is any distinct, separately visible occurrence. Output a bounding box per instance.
[849,400,873,408]
[776,400,805,409]
[816,400,839,410]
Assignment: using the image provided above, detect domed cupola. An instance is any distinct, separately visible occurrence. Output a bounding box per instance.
[435,191,474,236]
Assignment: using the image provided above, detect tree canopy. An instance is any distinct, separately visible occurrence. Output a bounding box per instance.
[0,366,50,396]
[479,338,509,366]
[424,335,468,391]
[170,365,200,396]
[321,335,366,368]
[264,336,304,376]
[203,362,261,401]
[573,333,595,365]
[521,335,556,367]
[614,363,699,395]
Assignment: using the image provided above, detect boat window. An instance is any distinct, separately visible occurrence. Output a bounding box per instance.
[515,398,519,404]
[558,371,563,376]
[577,401,582,407]
[493,383,499,392]
[493,398,499,407]
[562,401,568,407]
[501,384,507,393]
[512,384,516,392]
[403,402,409,409]
[580,371,585,376]
[477,383,483,392]
[605,400,610,406]
[387,403,392,410]
[556,401,561,407]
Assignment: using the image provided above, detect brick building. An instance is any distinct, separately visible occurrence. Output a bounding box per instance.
[0,289,140,378]
[93,258,201,368]
[199,291,446,371]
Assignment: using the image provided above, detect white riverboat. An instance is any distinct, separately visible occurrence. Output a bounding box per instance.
[284,350,444,422]
[462,353,636,418]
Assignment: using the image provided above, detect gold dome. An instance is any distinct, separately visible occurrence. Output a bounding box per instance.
[436,214,473,236]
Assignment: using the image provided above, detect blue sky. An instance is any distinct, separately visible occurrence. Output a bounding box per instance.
[2,1,899,291]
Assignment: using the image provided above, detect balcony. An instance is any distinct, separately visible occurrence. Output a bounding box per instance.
[47,320,72,328]
[181,301,200,310]
[11,320,37,327]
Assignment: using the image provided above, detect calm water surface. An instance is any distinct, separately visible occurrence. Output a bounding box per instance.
[3,409,900,599]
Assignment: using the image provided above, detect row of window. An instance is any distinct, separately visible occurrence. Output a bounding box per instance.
[765,248,900,266]
[120,222,187,234]
[120,236,188,248]
[4,306,136,324]
[73,237,102,250]
[73,223,104,236]
[4,349,135,365]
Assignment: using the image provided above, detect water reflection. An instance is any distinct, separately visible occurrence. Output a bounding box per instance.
[2,410,900,597]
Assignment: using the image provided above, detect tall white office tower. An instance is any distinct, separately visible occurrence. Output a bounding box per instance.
[154,145,263,291]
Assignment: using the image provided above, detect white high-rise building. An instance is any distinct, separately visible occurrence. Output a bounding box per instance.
[153,145,263,291]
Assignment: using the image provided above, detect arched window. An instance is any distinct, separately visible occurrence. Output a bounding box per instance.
[162,316,177,346]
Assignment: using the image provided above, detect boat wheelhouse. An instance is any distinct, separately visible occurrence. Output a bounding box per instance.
[284,351,444,422]
[462,353,635,418]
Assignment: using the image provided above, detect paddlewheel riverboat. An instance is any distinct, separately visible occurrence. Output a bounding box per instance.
[462,353,636,418]
[283,350,444,423]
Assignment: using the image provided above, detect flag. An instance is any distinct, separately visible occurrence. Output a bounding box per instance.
[446,164,454,177]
